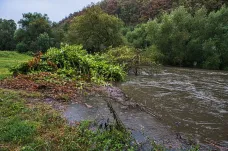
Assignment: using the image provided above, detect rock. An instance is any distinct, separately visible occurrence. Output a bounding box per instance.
[85,103,93,108]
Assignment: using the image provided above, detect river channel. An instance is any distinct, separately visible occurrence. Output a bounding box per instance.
[117,67,228,148]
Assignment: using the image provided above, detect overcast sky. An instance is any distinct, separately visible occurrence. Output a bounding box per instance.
[0,0,101,23]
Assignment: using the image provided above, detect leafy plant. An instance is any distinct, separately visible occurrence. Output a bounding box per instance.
[11,45,126,83]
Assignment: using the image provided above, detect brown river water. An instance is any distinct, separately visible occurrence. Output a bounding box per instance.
[118,67,228,148]
[64,67,228,150]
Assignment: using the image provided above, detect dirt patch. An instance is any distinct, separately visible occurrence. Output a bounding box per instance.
[0,72,101,102]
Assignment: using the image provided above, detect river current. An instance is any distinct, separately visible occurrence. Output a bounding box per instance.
[118,67,228,147]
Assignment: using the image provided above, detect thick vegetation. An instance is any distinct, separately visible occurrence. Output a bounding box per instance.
[1,0,228,72]
[145,6,228,70]
[11,45,126,83]
[0,19,16,50]
[67,6,123,53]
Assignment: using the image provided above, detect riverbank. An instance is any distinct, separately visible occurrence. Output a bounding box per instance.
[2,65,227,150]
[0,71,195,150]
[0,76,135,150]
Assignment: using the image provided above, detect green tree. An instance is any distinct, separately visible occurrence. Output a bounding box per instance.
[37,32,50,52]
[118,0,140,25]
[67,6,123,53]
[126,23,150,49]
[16,42,27,53]
[15,13,52,52]
[203,6,228,69]
[0,19,16,50]
[50,23,65,48]
[147,5,228,70]
[174,0,228,12]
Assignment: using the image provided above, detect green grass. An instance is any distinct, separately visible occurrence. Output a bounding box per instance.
[0,88,134,151]
[0,51,32,79]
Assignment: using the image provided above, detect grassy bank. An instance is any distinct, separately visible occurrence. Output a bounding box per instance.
[0,51,31,80]
[0,51,133,150]
[0,88,134,151]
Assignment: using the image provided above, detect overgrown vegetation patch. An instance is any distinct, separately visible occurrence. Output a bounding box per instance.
[11,45,126,83]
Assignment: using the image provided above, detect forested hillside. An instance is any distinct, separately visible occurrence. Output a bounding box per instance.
[59,0,228,25]
[1,0,228,70]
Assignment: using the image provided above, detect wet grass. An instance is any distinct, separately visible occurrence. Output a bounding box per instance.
[0,51,31,79]
[0,88,134,151]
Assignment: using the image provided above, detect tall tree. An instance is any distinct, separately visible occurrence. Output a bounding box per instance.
[15,13,52,52]
[67,6,123,53]
[0,19,17,50]
[174,0,228,12]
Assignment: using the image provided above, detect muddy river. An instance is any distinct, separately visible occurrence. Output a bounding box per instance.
[118,67,228,148]
[64,67,228,150]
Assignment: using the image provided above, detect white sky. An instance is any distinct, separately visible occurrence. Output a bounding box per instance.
[0,0,101,23]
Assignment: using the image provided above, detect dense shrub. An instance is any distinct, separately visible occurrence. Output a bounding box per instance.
[146,6,228,70]
[12,45,126,82]
[16,42,28,53]
[105,46,157,72]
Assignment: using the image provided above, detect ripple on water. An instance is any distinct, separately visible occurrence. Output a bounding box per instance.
[119,67,228,147]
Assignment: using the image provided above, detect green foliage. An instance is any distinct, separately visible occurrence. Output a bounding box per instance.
[37,32,50,52]
[15,13,52,53]
[16,42,28,53]
[74,121,134,151]
[105,46,136,65]
[10,52,57,75]
[67,6,123,53]
[50,24,65,48]
[147,6,192,66]
[105,46,157,73]
[126,23,150,48]
[146,6,228,70]
[145,45,164,64]
[173,0,228,12]
[12,45,126,82]
[45,45,126,82]
[0,19,16,50]
[118,0,141,25]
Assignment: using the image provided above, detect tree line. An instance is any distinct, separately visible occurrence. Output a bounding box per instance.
[0,0,228,70]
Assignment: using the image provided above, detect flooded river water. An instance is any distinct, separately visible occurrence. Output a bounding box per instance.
[64,67,228,150]
[118,67,228,148]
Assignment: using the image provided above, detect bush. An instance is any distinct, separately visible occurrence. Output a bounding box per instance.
[45,45,126,82]
[12,45,126,82]
[105,46,157,70]
[16,42,28,53]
